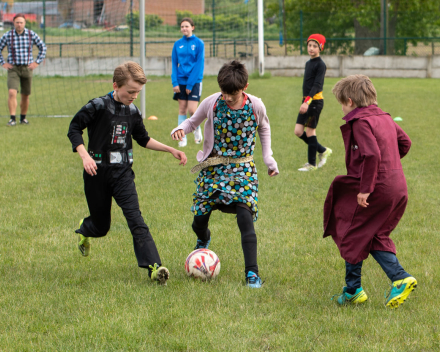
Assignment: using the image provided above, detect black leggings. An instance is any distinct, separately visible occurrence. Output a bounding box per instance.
[192,206,258,275]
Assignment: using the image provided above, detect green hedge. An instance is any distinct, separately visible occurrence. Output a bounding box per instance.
[176,10,256,32]
[125,12,164,29]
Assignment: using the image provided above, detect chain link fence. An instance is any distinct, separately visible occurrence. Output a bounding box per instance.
[1,1,439,59]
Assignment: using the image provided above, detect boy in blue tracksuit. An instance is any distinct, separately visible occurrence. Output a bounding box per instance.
[171,17,204,147]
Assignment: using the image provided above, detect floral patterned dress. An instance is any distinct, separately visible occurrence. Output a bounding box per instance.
[192,94,260,221]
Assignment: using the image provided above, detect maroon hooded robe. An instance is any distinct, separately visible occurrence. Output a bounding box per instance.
[323,105,411,264]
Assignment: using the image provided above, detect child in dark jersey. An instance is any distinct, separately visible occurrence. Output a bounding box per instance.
[68,61,187,285]
[171,61,278,288]
[294,34,332,171]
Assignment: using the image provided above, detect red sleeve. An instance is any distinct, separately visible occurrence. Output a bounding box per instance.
[395,123,411,159]
[352,120,381,194]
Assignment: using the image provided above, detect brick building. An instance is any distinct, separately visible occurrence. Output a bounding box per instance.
[2,1,62,28]
[72,0,204,27]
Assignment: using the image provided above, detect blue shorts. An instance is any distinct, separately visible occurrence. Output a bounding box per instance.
[173,83,202,102]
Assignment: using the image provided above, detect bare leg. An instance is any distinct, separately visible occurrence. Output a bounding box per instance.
[178,99,188,115]
[177,100,189,146]
[20,94,30,115]
[305,127,316,137]
[187,100,199,116]
[8,89,17,116]
[294,123,305,138]
[187,100,202,143]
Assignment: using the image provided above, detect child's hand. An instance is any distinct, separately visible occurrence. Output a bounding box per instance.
[172,129,186,141]
[83,156,98,176]
[268,169,278,177]
[173,86,181,93]
[357,193,370,208]
[299,102,309,114]
[170,149,187,166]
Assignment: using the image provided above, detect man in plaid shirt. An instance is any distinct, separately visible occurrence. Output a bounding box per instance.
[0,13,46,126]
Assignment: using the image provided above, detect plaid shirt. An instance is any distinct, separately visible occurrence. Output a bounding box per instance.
[0,28,47,66]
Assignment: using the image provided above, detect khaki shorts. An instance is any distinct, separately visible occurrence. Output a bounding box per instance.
[7,65,33,96]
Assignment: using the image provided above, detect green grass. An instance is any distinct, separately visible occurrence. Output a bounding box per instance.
[0,76,439,351]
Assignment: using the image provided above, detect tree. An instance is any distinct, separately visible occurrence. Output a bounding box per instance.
[266,0,440,55]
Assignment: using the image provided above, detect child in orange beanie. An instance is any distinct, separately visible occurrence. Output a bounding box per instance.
[294,34,332,171]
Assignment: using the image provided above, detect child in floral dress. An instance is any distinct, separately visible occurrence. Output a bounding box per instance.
[171,61,278,288]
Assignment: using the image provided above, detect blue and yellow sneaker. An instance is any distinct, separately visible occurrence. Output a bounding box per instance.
[149,263,170,286]
[385,276,417,309]
[334,287,368,305]
[77,219,91,257]
[246,271,263,288]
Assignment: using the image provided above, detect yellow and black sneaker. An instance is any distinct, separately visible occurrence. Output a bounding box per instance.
[385,276,417,309]
[77,219,91,257]
[149,263,169,286]
[333,286,368,305]
[298,163,317,172]
[318,147,332,168]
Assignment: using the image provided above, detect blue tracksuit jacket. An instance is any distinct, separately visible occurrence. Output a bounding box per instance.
[171,35,204,91]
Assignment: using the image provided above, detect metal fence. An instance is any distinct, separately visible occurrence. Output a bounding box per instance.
[35,37,440,59]
[1,2,440,58]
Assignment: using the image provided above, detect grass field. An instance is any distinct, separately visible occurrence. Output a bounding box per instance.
[0,76,439,351]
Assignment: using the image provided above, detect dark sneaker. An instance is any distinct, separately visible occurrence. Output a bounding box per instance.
[194,229,211,249]
[246,271,263,288]
[20,119,29,125]
[333,286,368,305]
[149,263,170,285]
[7,119,16,126]
[385,276,417,309]
[194,238,211,250]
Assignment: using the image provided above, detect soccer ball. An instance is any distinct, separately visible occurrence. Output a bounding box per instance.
[185,248,221,280]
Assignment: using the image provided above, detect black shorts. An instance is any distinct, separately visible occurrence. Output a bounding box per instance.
[296,99,324,129]
[173,83,202,102]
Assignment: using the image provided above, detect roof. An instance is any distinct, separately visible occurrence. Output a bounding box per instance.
[9,1,59,16]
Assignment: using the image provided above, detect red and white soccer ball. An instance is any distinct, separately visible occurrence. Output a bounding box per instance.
[185,249,221,280]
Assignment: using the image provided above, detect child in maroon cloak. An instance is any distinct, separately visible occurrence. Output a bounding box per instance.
[324,75,416,308]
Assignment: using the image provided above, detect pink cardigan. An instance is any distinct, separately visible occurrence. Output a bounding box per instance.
[171,92,279,174]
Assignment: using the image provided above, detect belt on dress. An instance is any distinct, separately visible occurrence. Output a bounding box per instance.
[191,155,254,174]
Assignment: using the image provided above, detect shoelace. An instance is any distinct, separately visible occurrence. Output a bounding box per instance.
[247,276,258,284]
[195,239,210,249]
[78,236,88,246]
[195,240,204,247]
[149,263,159,274]
[247,275,264,286]
[330,293,340,301]
[384,281,394,299]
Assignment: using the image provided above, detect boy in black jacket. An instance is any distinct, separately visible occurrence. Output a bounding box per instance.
[67,61,187,285]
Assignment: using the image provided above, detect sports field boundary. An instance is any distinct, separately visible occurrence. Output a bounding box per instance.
[1,55,439,79]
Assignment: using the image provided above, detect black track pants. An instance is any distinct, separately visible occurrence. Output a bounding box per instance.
[77,166,161,269]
